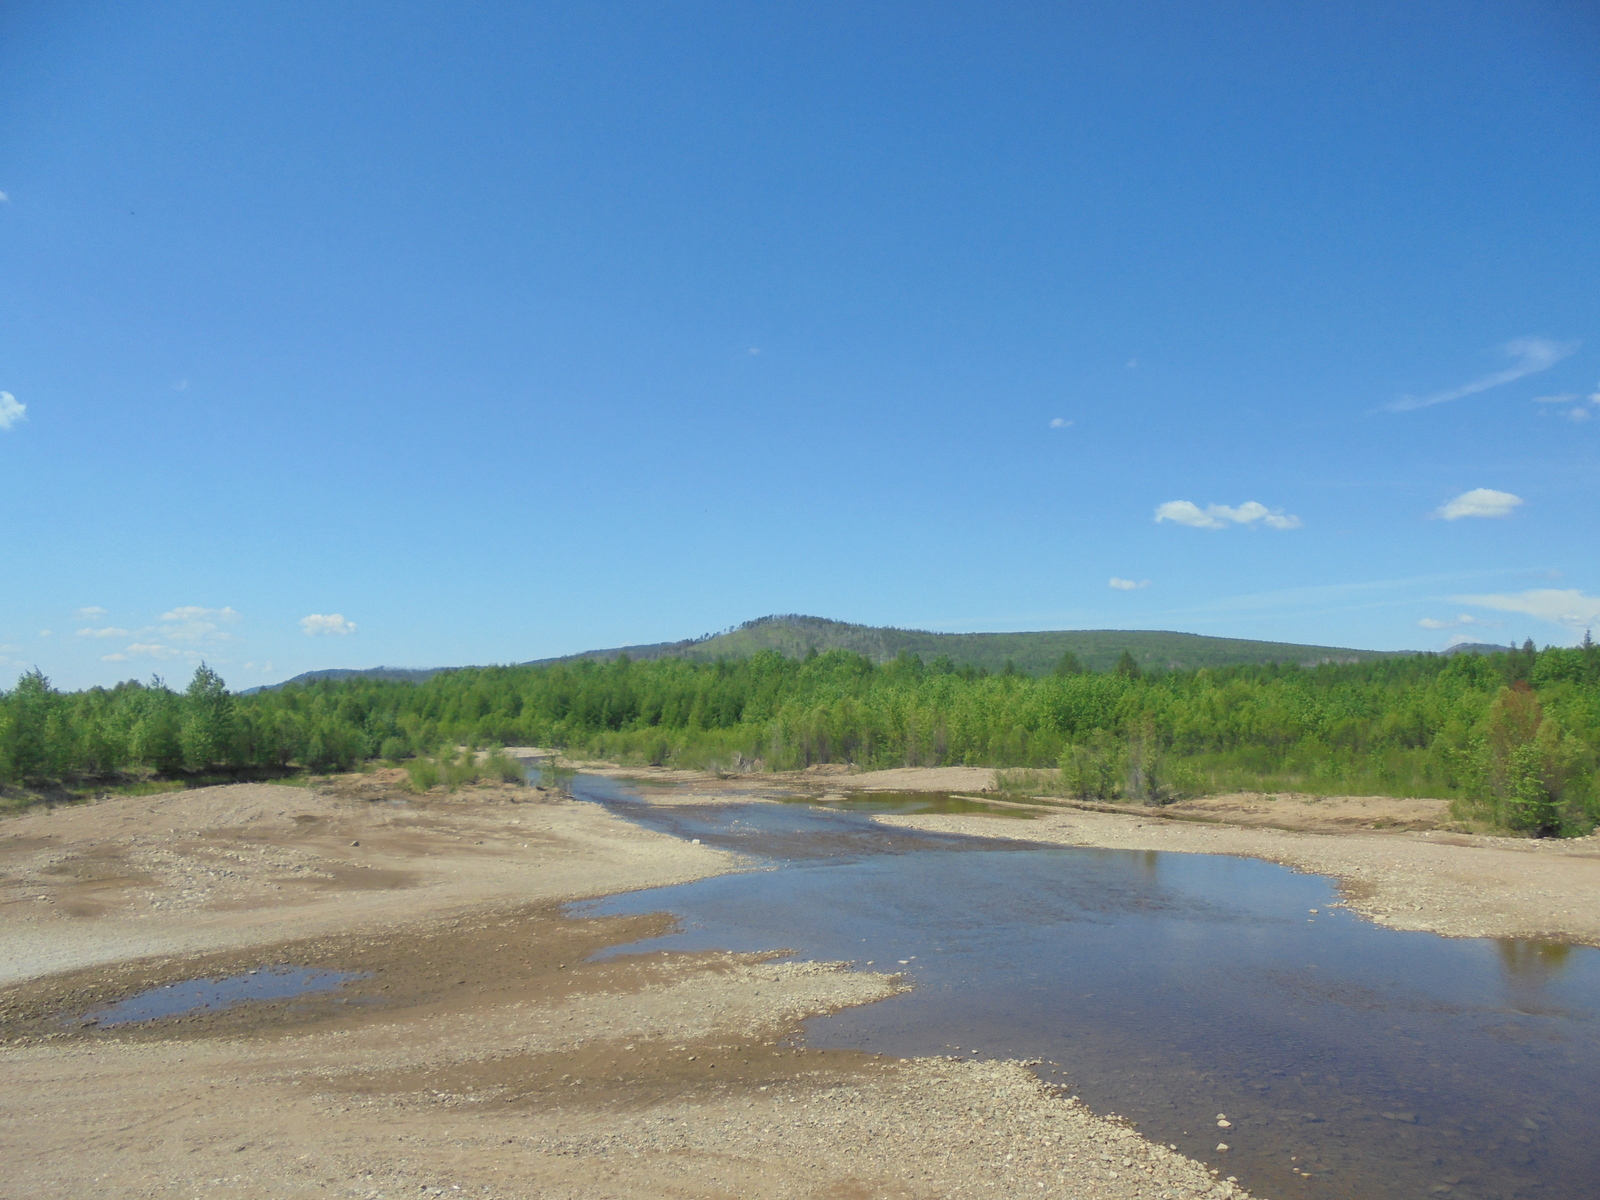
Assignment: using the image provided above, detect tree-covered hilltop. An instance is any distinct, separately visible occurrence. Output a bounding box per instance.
[519,614,1403,676]
[3,639,1597,834]
[265,616,1404,691]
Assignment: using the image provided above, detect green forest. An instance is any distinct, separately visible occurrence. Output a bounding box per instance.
[3,640,1598,835]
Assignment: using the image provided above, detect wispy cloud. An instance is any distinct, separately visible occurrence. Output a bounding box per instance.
[301,613,357,636]
[1155,500,1302,530]
[123,642,195,660]
[1417,613,1499,630]
[1109,577,1150,590]
[1389,337,1577,412]
[1049,417,1072,429]
[75,606,108,619]
[1434,488,1523,520]
[1455,589,1600,636]
[0,392,25,430]
[157,605,240,643]
[1534,385,1600,423]
[97,605,241,664]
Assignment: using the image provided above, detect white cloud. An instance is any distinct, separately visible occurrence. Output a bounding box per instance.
[1049,417,1072,429]
[38,629,51,638]
[101,653,128,663]
[1109,577,1150,590]
[1455,589,1600,635]
[1126,358,1138,369]
[1435,488,1523,520]
[1418,613,1496,630]
[747,347,760,355]
[76,626,129,638]
[1533,387,1599,422]
[0,392,25,431]
[124,642,193,660]
[1389,336,1577,412]
[157,605,240,643]
[0,191,8,202]
[1155,500,1302,530]
[301,612,357,636]
[75,606,108,619]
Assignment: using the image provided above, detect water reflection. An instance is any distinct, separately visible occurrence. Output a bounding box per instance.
[81,966,364,1026]
[1496,939,1575,1013]
[572,774,1600,1200]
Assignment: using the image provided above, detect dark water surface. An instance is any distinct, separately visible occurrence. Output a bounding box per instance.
[84,966,364,1026]
[571,774,1600,1200]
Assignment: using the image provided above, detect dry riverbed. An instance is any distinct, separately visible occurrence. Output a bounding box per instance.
[0,775,1246,1200]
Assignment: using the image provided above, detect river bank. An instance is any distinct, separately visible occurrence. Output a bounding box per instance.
[0,778,1251,1200]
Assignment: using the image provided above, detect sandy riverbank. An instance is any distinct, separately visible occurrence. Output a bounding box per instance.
[1,778,1249,1200]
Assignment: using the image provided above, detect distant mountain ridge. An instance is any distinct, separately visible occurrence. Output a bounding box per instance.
[521,614,1404,675]
[240,666,446,693]
[259,614,1411,691]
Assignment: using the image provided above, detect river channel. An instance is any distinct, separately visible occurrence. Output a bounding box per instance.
[569,773,1600,1200]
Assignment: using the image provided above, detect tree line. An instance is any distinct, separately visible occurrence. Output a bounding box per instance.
[2,638,1597,834]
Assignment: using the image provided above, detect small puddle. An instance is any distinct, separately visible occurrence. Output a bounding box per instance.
[81,967,365,1027]
[571,773,1600,1200]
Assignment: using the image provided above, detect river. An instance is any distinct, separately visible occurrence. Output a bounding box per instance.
[571,773,1600,1200]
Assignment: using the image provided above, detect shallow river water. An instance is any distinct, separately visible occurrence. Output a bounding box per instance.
[571,774,1600,1200]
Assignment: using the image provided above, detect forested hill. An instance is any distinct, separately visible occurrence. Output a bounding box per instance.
[260,616,1400,691]
[244,666,443,693]
[523,615,1402,675]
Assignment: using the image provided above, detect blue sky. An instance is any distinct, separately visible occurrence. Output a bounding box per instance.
[2,1,1597,690]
